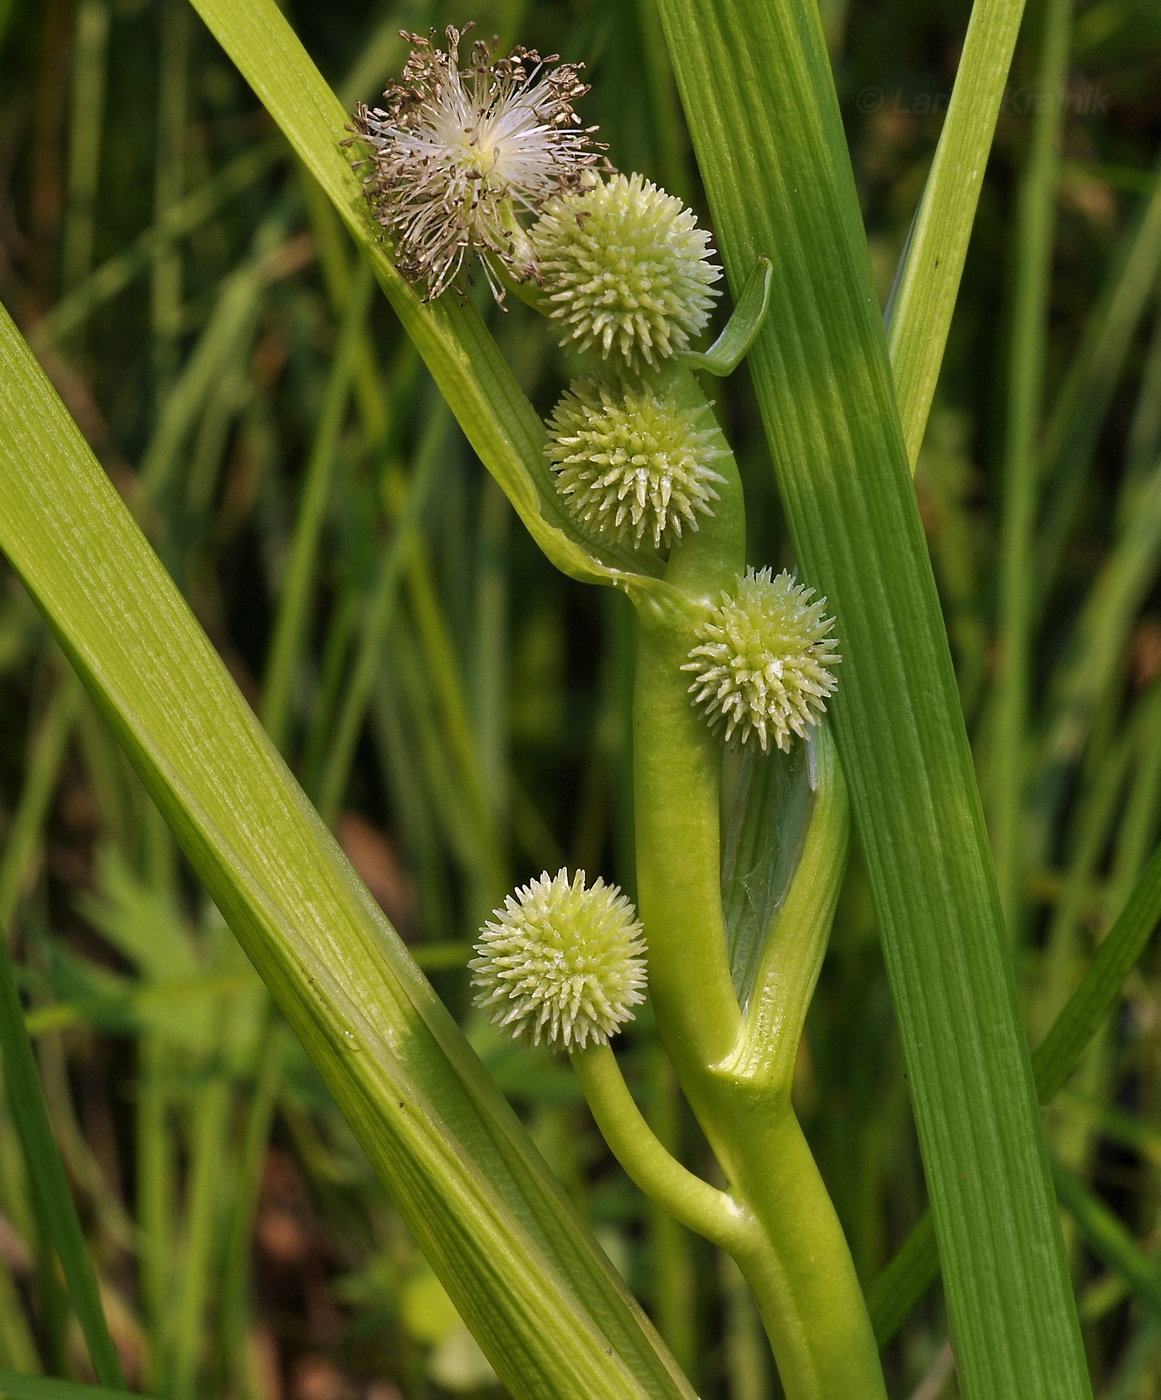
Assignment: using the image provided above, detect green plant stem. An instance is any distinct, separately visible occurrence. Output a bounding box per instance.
[628,361,880,1395]
[718,1101,884,1400]
[630,365,743,1076]
[570,1045,750,1252]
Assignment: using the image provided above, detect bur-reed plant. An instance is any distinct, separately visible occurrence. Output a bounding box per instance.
[1,1,1161,1399]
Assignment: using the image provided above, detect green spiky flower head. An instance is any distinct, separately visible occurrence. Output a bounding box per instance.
[683,567,841,753]
[471,869,647,1050]
[531,172,721,368]
[546,376,725,549]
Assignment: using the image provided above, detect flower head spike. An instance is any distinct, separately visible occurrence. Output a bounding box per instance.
[351,27,605,301]
[546,377,726,549]
[683,567,841,753]
[471,869,647,1050]
[531,172,722,368]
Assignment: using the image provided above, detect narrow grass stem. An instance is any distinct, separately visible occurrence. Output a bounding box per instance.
[261,258,373,750]
[314,419,444,824]
[0,671,79,934]
[988,0,1072,934]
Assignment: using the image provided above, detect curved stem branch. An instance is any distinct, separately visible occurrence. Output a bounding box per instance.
[571,1044,754,1254]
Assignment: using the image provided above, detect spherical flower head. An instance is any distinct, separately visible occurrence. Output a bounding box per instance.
[531,172,721,369]
[683,567,841,753]
[351,27,604,301]
[471,869,647,1050]
[546,377,725,549]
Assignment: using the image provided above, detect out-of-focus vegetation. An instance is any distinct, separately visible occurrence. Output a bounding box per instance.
[0,0,1160,1396]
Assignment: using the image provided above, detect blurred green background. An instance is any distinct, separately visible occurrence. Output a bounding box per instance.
[1,0,1160,1397]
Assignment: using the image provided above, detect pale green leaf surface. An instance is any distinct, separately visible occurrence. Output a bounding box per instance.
[0,303,693,1400]
[653,2,1090,1396]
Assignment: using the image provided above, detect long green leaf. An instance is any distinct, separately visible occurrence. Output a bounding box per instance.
[653,3,1089,1397]
[0,304,693,1400]
[869,839,1161,1340]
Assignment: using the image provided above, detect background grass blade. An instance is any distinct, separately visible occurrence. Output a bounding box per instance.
[886,0,1027,467]
[988,0,1073,930]
[0,302,694,1400]
[653,2,1090,1396]
[0,930,123,1387]
[1051,1161,1161,1318]
[0,1378,142,1400]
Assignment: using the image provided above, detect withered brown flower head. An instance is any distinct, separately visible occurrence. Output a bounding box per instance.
[351,26,605,301]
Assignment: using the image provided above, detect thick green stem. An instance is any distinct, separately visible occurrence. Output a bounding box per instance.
[631,364,745,1073]
[720,1099,885,1400]
[629,364,882,1396]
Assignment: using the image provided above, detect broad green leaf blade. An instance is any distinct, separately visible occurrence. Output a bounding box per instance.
[184,0,658,594]
[886,0,1027,468]
[0,305,694,1400]
[0,933,123,1386]
[653,3,1090,1397]
[870,840,1161,1339]
[0,1376,142,1400]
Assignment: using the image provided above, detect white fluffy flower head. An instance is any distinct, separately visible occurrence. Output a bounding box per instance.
[471,869,647,1050]
[531,172,721,368]
[546,377,725,549]
[683,568,841,753]
[351,27,604,300]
